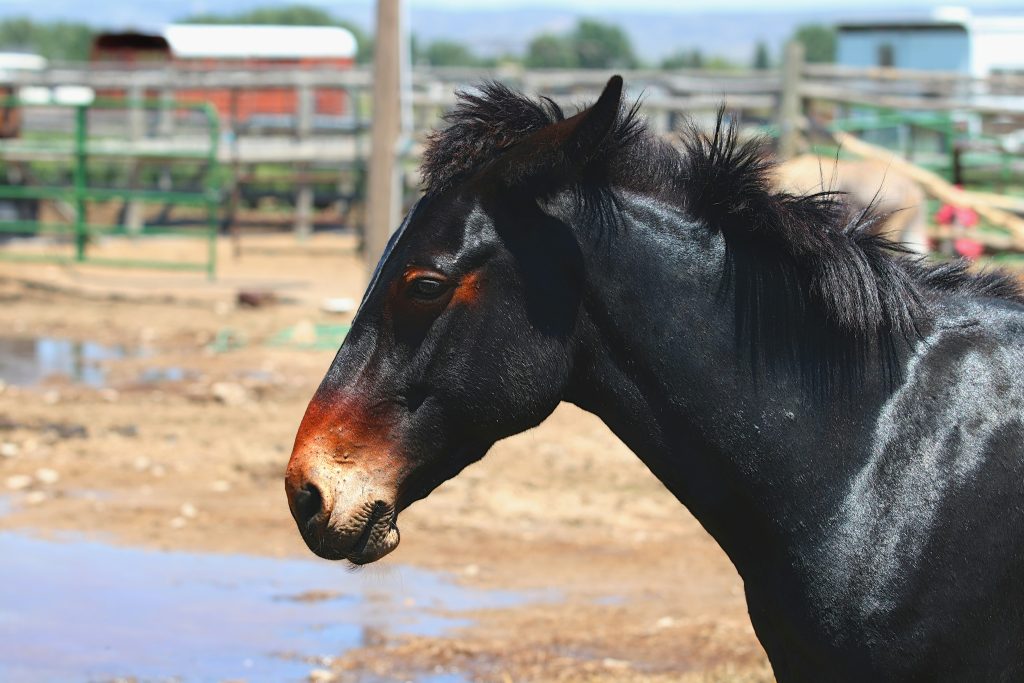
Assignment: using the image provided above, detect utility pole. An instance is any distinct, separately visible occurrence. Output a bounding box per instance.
[365,0,403,276]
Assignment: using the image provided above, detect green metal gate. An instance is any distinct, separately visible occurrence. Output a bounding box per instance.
[821,107,1019,192]
[0,98,221,277]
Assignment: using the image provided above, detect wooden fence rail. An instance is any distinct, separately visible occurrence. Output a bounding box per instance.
[3,62,1023,136]
[0,61,1021,241]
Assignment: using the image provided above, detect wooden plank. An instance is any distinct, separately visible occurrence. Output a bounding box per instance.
[799,82,1024,115]
[803,63,1024,90]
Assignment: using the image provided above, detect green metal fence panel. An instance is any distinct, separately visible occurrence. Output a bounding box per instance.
[828,106,1022,194]
[0,98,221,278]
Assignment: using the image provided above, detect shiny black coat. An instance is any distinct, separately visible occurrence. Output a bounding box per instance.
[289,76,1024,680]
[565,192,1024,680]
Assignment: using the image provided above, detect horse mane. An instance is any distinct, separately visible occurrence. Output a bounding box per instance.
[422,82,1024,390]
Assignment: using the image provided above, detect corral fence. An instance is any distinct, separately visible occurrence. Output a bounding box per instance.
[0,59,1021,268]
[0,97,220,276]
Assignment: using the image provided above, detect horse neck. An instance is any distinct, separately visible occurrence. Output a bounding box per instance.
[563,195,894,574]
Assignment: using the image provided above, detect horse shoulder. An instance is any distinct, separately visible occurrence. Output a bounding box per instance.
[799,299,1024,667]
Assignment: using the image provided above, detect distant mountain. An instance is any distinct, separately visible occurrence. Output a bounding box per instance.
[1,1,1021,64]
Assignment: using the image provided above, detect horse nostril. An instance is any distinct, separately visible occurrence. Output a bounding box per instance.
[294,483,323,526]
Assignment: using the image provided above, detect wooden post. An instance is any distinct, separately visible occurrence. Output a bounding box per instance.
[365,0,403,276]
[125,83,145,236]
[295,81,315,240]
[157,85,175,137]
[778,41,805,160]
[127,84,145,138]
[295,177,314,241]
[649,103,670,136]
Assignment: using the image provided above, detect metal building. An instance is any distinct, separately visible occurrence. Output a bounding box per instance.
[837,7,1024,77]
[91,25,358,123]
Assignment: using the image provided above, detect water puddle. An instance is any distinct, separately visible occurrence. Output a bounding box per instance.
[0,336,201,388]
[0,532,524,682]
[0,337,141,387]
[137,366,198,384]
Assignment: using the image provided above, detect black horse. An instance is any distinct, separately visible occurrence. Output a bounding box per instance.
[286,76,1024,680]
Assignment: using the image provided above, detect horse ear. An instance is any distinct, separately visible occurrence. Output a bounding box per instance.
[493,75,624,192]
[563,75,623,164]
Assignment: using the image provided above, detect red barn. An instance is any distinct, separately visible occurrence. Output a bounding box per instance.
[91,25,357,123]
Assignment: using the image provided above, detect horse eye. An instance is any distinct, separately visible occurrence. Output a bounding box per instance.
[407,277,448,301]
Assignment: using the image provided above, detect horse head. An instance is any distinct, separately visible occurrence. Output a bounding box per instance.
[285,77,627,564]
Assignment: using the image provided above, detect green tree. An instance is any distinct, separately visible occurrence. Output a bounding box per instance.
[704,55,738,71]
[182,5,373,63]
[0,18,93,61]
[526,19,637,69]
[752,41,772,70]
[0,18,36,51]
[341,21,373,64]
[792,24,836,63]
[184,6,336,25]
[526,33,578,68]
[571,19,637,69]
[661,49,703,70]
[421,40,479,67]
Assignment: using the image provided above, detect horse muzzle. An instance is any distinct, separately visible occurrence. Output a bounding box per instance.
[285,451,401,564]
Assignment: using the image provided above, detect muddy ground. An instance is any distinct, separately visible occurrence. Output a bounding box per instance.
[0,234,772,682]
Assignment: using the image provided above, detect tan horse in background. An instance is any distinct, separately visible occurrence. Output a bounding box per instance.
[774,155,931,254]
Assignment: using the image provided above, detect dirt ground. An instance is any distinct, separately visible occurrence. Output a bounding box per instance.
[0,233,772,683]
